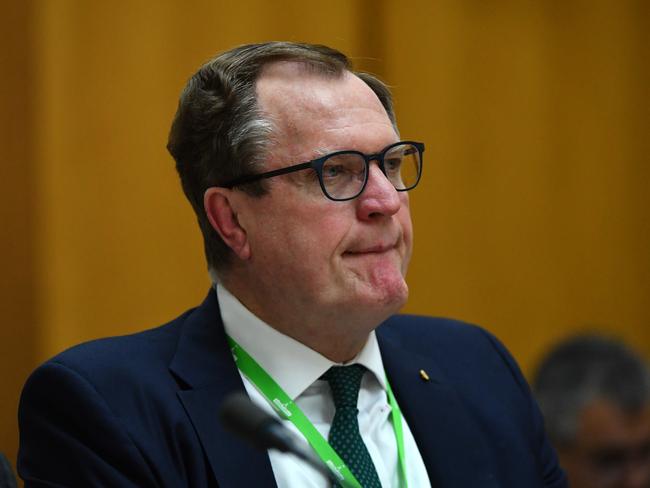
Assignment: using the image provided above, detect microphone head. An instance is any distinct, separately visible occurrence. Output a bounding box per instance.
[219,392,284,450]
[219,392,338,481]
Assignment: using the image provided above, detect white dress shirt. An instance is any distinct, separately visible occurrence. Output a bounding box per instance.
[217,285,431,488]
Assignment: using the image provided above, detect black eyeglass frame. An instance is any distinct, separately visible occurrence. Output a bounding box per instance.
[219,140,425,201]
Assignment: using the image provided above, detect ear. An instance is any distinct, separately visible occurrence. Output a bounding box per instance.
[204,187,251,260]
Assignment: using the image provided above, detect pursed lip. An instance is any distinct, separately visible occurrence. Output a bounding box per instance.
[343,242,398,255]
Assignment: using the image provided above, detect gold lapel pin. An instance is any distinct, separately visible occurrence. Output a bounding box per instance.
[419,369,430,381]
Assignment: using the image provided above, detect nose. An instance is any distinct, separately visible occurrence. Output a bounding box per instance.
[355,163,402,221]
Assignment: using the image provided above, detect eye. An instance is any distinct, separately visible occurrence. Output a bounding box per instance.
[384,157,402,173]
[323,164,344,179]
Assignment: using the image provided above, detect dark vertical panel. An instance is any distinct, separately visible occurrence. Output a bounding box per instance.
[354,0,388,77]
[0,0,37,470]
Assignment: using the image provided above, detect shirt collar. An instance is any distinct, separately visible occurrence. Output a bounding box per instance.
[216,284,387,399]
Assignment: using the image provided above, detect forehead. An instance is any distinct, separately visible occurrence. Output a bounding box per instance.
[255,61,396,157]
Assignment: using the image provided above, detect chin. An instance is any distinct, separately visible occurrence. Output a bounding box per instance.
[336,256,409,313]
[361,279,409,316]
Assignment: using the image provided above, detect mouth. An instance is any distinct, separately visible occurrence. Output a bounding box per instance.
[343,242,397,256]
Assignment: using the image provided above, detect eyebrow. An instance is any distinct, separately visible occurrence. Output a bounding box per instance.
[312,147,334,158]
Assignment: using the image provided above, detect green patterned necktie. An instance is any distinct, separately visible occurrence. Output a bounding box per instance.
[323,364,382,488]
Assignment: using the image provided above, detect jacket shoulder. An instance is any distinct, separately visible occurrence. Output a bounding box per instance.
[378,315,504,357]
[378,314,532,404]
[30,308,195,399]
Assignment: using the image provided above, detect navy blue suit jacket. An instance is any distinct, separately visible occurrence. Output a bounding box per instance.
[19,290,566,487]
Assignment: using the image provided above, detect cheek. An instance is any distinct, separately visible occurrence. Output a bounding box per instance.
[399,209,414,248]
[274,209,350,268]
[271,224,347,294]
[302,216,351,261]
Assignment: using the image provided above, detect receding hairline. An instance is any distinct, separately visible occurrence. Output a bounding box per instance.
[253,62,397,162]
[254,61,387,113]
[257,57,347,78]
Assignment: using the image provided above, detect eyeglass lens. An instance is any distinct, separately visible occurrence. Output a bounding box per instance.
[321,142,421,200]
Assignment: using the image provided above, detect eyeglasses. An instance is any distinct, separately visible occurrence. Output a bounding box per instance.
[220,141,425,201]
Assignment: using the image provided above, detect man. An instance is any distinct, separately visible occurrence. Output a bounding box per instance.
[533,334,650,488]
[19,42,566,487]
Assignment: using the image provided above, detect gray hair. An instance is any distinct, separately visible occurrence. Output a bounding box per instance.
[532,333,650,447]
[167,42,397,273]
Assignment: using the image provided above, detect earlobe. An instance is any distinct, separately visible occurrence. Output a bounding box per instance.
[204,188,251,260]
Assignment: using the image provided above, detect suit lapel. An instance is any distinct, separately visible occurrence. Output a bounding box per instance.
[378,326,501,488]
[169,290,277,488]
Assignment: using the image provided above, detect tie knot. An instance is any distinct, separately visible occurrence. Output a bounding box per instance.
[322,364,366,408]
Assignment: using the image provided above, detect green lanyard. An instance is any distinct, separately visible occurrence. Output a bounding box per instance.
[227,335,408,488]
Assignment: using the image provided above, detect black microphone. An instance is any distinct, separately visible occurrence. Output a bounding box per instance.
[219,392,337,481]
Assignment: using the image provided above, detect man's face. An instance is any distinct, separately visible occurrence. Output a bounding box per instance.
[232,62,413,340]
[558,401,650,488]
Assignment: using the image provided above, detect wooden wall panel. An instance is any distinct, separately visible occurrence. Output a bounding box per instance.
[386,0,650,373]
